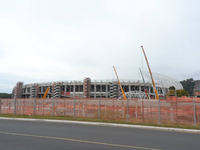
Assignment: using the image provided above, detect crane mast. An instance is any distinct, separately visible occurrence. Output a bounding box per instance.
[141,46,159,100]
[43,87,50,99]
[113,66,127,100]
[139,68,150,99]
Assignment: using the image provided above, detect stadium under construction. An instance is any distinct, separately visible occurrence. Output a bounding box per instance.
[13,76,183,99]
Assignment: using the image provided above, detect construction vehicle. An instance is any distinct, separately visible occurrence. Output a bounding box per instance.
[113,66,127,100]
[141,46,159,100]
[42,87,50,99]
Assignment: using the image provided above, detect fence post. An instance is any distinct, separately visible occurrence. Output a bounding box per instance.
[122,100,125,118]
[52,98,55,116]
[64,99,66,116]
[142,99,144,122]
[126,99,129,121]
[176,97,178,124]
[193,100,197,126]
[0,99,1,114]
[136,100,138,120]
[42,98,44,116]
[33,98,36,115]
[14,97,17,115]
[98,99,101,119]
[85,99,87,117]
[54,98,57,116]
[158,99,161,124]
[73,99,76,117]
[170,107,174,123]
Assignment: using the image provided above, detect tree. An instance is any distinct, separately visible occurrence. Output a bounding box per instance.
[169,86,175,90]
[176,89,189,97]
[168,86,176,96]
[180,78,195,96]
[167,86,189,97]
[0,93,12,98]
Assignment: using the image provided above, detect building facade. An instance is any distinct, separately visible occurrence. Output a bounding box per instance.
[12,78,168,99]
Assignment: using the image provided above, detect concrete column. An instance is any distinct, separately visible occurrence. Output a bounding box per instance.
[129,84,131,99]
[69,82,71,92]
[73,83,76,97]
[94,83,96,98]
[69,83,71,96]
[139,85,142,98]
[64,85,67,95]
[39,86,43,93]
[100,83,102,98]
[106,84,108,98]
[78,85,81,96]
[149,86,151,98]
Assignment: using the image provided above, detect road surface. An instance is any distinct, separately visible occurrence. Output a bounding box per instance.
[0,119,199,150]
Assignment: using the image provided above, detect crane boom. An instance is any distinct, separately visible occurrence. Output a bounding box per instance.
[141,46,159,100]
[139,68,145,83]
[43,87,50,99]
[139,68,150,99]
[113,66,127,100]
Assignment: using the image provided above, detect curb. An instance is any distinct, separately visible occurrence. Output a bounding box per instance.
[0,117,199,134]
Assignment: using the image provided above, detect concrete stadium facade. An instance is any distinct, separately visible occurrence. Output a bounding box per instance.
[13,78,168,99]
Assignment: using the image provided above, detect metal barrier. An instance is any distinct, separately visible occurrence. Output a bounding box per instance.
[0,98,199,126]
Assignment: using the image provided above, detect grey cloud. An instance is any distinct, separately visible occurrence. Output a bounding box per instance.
[0,0,200,92]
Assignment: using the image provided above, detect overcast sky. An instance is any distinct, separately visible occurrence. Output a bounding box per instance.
[0,0,200,92]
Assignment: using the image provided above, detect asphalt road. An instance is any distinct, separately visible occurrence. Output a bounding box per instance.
[0,119,199,150]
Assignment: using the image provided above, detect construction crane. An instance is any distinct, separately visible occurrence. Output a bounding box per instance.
[43,87,50,99]
[113,66,127,100]
[139,68,150,99]
[141,46,159,100]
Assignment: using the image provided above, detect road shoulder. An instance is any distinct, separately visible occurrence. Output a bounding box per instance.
[0,117,199,134]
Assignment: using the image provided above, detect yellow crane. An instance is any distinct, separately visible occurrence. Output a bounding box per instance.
[43,87,50,99]
[141,46,159,100]
[113,66,127,100]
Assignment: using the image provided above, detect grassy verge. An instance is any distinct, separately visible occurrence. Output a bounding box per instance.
[0,114,199,130]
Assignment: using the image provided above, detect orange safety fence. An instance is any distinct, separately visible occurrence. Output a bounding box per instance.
[0,98,199,126]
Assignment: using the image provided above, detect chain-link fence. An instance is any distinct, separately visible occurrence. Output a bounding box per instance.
[0,98,199,126]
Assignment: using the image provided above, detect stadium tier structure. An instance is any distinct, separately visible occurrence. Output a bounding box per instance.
[13,73,183,99]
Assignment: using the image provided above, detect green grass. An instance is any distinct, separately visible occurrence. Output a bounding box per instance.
[0,114,199,130]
